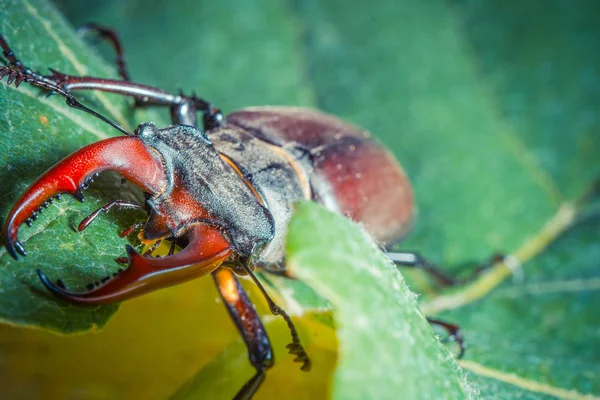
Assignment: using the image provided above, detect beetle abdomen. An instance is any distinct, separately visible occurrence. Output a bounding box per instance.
[226,106,414,246]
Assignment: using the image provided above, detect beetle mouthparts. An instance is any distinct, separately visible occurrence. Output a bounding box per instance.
[4,236,26,260]
[2,136,167,262]
[36,224,232,304]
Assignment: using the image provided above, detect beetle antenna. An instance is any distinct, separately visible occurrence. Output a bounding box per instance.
[0,34,133,136]
[240,262,312,372]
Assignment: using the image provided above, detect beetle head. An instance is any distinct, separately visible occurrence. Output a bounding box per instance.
[131,122,275,257]
[2,125,234,303]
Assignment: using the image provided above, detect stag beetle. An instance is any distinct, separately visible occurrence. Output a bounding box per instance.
[0,26,465,399]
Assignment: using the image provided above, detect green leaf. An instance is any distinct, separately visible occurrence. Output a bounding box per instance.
[286,202,472,399]
[1,0,599,399]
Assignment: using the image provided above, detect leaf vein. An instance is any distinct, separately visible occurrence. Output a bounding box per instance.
[460,360,599,400]
[421,202,578,315]
[497,277,600,297]
[498,127,565,205]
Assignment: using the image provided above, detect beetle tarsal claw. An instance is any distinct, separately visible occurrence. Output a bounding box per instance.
[286,342,312,372]
[0,65,29,87]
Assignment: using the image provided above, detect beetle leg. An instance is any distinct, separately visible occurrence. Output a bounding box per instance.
[120,222,145,238]
[387,251,507,287]
[201,105,224,131]
[427,318,465,359]
[213,267,273,400]
[46,70,224,131]
[38,224,232,304]
[387,252,456,286]
[168,239,177,255]
[169,99,198,127]
[77,23,131,81]
[0,34,223,132]
[0,35,132,135]
[239,262,311,372]
[78,200,145,232]
[77,23,189,123]
[3,136,166,259]
[46,70,224,130]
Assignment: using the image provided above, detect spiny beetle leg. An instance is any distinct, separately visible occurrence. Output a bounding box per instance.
[0,34,41,85]
[77,23,130,81]
[427,317,465,359]
[45,69,223,130]
[387,251,507,287]
[213,268,273,400]
[3,136,166,260]
[78,200,145,232]
[78,20,180,121]
[1,32,223,131]
[0,34,131,135]
[38,224,232,304]
[120,222,145,238]
[387,251,455,286]
[0,34,222,132]
[168,240,177,256]
[76,24,223,130]
[240,261,312,372]
[234,371,267,400]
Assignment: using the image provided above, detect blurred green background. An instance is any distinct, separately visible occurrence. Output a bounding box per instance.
[0,0,599,399]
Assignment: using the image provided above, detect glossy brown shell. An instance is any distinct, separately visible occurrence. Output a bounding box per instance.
[225,106,414,246]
